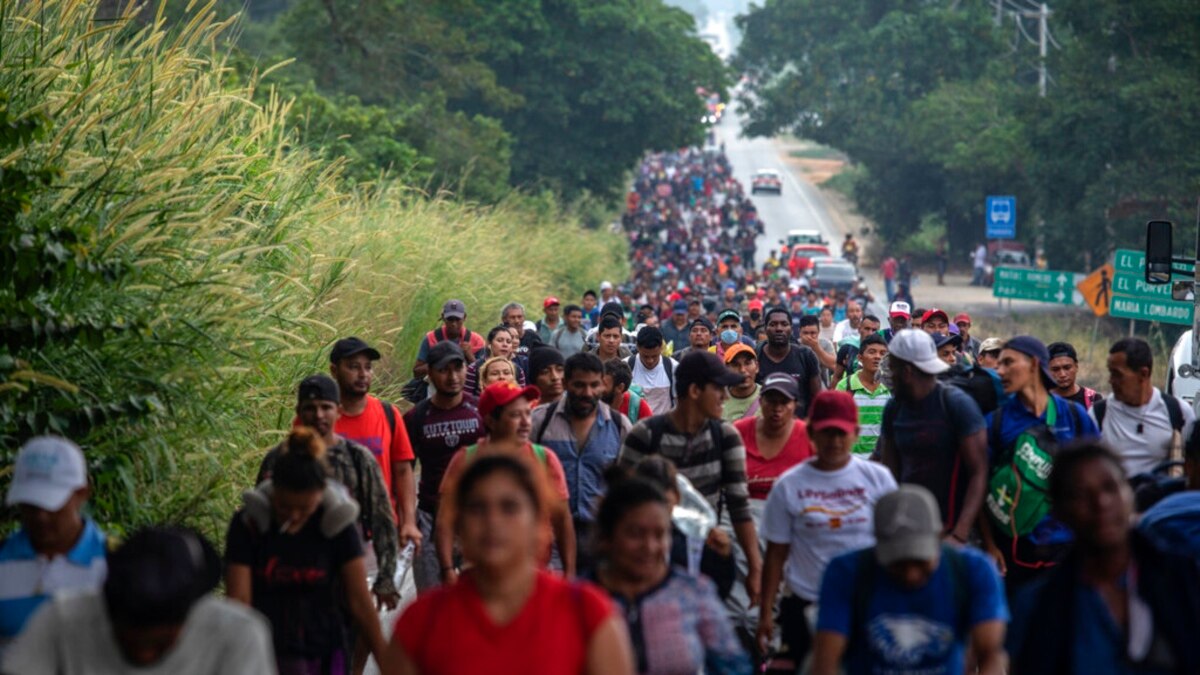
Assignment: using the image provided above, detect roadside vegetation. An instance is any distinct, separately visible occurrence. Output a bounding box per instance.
[0,0,627,537]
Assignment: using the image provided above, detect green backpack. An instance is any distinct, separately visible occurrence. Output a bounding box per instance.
[985,401,1079,537]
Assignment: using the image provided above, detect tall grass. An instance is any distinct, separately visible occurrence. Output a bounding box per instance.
[0,0,626,538]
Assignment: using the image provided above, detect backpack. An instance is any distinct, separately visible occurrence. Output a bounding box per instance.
[1093,393,1184,435]
[627,389,644,424]
[879,385,965,523]
[985,399,1083,539]
[850,545,971,652]
[626,354,676,408]
[1138,491,1200,560]
[941,364,1005,415]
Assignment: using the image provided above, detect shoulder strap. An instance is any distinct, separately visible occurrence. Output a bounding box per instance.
[1094,398,1107,429]
[380,398,397,437]
[646,414,668,452]
[1163,393,1185,432]
[408,399,431,437]
[742,394,762,419]
[531,443,548,464]
[626,354,637,370]
[428,328,441,347]
[465,443,478,460]
[989,402,1005,457]
[534,403,556,443]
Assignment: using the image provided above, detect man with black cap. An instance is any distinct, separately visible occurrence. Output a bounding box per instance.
[402,342,484,592]
[628,325,675,414]
[413,299,486,378]
[674,316,716,361]
[528,346,565,407]
[757,306,823,419]
[981,335,1098,589]
[618,351,763,608]
[1046,341,1100,409]
[257,375,400,609]
[328,337,419,554]
[811,485,1008,675]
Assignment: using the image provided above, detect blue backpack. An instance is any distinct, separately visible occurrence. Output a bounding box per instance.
[1138,491,1200,561]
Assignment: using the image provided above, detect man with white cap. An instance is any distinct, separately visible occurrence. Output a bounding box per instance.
[881,301,911,344]
[878,330,988,545]
[810,484,1008,675]
[0,437,108,648]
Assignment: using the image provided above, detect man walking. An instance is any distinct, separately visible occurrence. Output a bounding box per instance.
[954,313,981,360]
[532,353,632,573]
[661,300,691,352]
[1047,342,1101,409]
[1093,337,1194,476]
[618,351,763,607]
[328,337,420,551]
[756,307,822,419]
[413,299,486,378]
[831,300,863,344]
[881,256,898,301]
[878,330,988,544]
[628,326,675,414]
[257,375,400,609]
[971,242,987,286]
[536,297,561,344]
[549,304,587,358]
[402,342,484,592]
[723,343,761,422]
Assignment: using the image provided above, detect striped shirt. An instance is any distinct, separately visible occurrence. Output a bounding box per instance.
[0,519,107,645]
[618,414,753,523]
[837,373,892,455]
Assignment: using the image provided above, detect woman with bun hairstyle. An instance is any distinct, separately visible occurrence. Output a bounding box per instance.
[3,526,274,675]
[226,427,389,675]
[388,454,633,674]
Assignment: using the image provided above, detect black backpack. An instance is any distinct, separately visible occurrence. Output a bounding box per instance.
[940,363,1004,416]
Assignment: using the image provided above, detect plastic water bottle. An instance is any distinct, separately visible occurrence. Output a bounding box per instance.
[672,474,717,575]
[394,541,416,589]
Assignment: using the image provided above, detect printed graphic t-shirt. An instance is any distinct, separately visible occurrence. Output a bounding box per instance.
[760,457,897,600]
[818,546,1009,675]
[403,395,484,513]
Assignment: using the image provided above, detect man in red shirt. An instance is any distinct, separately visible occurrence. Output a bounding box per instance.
[330,337,422,551]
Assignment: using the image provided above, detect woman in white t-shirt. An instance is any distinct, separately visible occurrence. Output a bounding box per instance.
[756,390,897,670]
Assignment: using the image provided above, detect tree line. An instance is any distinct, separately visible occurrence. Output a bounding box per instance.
[733,0,1200,268]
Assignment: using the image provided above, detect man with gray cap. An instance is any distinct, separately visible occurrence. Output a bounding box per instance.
[878,330,988,545]
[412,299,486,378]
[810,485,1008,675]
[0,437,109,649]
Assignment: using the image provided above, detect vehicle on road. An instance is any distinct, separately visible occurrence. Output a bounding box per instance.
[785,229,826,247]
[806,258,859,294]
[983,241,1032,286]
[787,244,833,278]
[1167,330,1200,409]
[751,169,782,194]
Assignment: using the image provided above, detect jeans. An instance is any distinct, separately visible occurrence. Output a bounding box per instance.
[972,265,985,286]
[414,508,441,593]
[884,278,896,302]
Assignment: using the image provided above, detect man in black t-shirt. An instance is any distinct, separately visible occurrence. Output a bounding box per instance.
[402,342,483,593]
[756,307,823,418]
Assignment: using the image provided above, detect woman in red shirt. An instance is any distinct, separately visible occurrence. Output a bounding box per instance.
[387,455,633,675]
[733,373,813,503]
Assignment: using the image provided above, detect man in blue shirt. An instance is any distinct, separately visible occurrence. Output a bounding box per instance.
[531,352,631,573]
[981,336,1099,591]
[812,485,1009,675]
[0,437,108,651]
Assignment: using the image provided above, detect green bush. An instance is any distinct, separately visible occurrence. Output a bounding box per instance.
[0,0,626,539]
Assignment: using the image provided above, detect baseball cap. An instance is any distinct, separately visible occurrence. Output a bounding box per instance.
[747,299,764,312]
[933,333,962,350]
[7,436,88,511]
[760,373,800,401]
[717,309,741,325]
[329,336,381,364]
[636,325,664,348]
[888,301,912,319]
[690,316,715,332]
[809,390,857,434]
[1002,335,1056,389]
[887,329,950,375]
[952,312,972,325]
[676,351,744,390]
[672,300,688,314]
[478,382,541,418]
[600,301,625,319]
[442,299,467,320]
[723,343,757,365]
[600,280,614,291]
[427,341,466,370]
[298,374,340,404]
[874,485,943,566]
[979,337,1004,354]
[921,308,949,324]
[543,297,560,309]
[1047,341,1078,362]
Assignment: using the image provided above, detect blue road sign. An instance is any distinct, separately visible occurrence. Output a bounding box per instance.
[986,195,1016,239]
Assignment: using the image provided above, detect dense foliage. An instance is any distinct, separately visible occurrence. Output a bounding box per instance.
[734,0,1200,267]
[234,0,728,202]
[0,0,627,535]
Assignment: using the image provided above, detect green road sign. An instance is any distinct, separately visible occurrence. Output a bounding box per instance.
[1109,249,1192,325]
[992,267,1082,305]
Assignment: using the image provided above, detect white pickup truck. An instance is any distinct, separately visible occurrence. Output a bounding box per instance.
[1167,330,1200,407]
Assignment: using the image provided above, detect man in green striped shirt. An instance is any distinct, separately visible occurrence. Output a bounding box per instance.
[835,333,890,455]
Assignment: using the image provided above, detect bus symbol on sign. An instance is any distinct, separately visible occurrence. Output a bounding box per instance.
[986,196,1016,239]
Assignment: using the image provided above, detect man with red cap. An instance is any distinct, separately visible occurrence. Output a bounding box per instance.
[743,299,765,336]
[920,308,951,337]
[536,297,561,344]
[758,390,897,669]
[954,313,980,361]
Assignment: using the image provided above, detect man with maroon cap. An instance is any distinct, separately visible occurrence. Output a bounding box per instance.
[954,312,980,360]
[413,299,486,378]
[758,390,897,668]
[536,296,561,344]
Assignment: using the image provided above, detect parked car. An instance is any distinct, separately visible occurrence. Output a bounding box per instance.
[788,245,833,277]
[751,169,782,194]
[807,259,859,294]
[983,242,1033,286]
[785,229,826,247]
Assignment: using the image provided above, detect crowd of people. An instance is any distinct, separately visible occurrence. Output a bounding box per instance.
[3,146,1200,675]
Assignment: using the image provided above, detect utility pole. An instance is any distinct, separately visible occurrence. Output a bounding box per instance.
[1019,3,1053,97]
